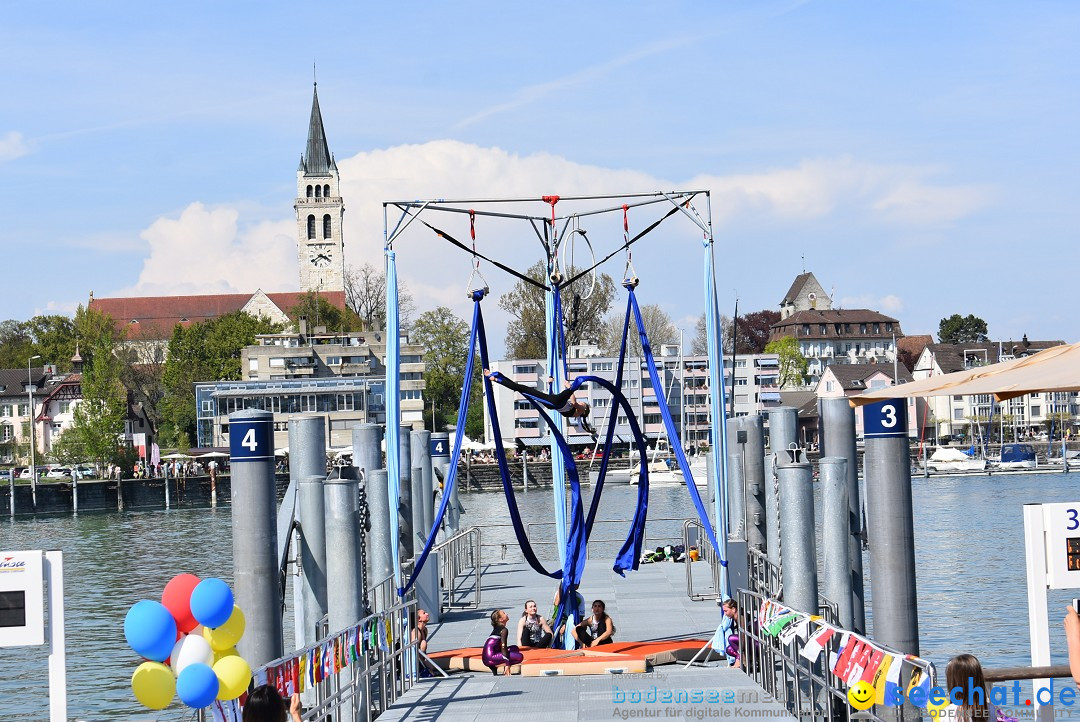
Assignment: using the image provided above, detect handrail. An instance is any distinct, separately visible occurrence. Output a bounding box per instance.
[683,518,723,601]
[431,526,482,611]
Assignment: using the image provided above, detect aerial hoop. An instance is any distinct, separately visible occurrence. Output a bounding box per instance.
[559,223,597,301]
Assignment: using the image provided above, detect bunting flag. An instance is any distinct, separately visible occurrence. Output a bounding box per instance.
[778,615,813,646]
[845,641,875,685]
[799,624,836,663]
[872,654,894,706]
[859,646,886,685]
[764,611,800,637]
[883,656,905,707]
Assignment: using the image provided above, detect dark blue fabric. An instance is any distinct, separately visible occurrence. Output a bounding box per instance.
[399,292,483,595]
[629,288,726,565]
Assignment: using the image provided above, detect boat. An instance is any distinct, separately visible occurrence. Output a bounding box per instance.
[989,443,1037,470]
[924,447,987,473]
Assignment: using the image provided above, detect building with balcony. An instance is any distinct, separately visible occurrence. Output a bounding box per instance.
[196,326,426,449]
[769,309,903,386]
[912,338,1073,443]
[816,363,917,439]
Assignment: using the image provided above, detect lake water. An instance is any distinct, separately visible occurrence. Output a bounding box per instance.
[2,471,1079,719]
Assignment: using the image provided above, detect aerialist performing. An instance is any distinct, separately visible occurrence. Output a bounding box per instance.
[484,369,597,439]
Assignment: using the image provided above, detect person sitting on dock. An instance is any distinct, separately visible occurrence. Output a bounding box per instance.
[573,600,616,648]
[482,609,524,676]
[942,654,997,722]
[552,586,587,646]
[517,599,554,648]
[484,369,597,439]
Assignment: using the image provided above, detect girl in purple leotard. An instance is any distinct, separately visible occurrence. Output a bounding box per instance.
[482,609,524,675]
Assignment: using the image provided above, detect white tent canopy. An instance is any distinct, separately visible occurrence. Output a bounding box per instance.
[853,341,1080,406]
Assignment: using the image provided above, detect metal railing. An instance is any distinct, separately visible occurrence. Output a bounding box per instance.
[252,597,419,722]
[683,519,724,601]
[432,526,482,611]
[748,546,783,599]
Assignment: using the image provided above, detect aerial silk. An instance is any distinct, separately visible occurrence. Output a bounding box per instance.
[546,282,569,569]
[385,249,402,590]
[703,239,731,598]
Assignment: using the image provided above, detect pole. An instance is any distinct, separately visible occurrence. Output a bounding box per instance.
[45,551,67,722]
[729,416,765,551]
[410,430,430,552]
[324,468,364,629]
[818,396,866,634]
[228,410,283,667]
[366,468,393,607]
[767,407,798,567]
[776,457,817,615]
[298,471,328,646]
[863,400,920,659]
[397,425,413,559]
[820,457,853,630]
[27,355,40,512]
[430,432,453,531]
[727,452,746,541]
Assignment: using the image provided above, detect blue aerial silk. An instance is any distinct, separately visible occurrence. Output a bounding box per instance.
[385,249,402,590]
[703,241,731,597]
[546,283,569,568]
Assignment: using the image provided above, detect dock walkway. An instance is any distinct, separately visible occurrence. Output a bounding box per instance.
[381,560,795,721]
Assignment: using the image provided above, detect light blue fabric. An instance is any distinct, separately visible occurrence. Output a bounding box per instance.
[703,243,731,597]
[385,249,401,589]
[545,284,568,568]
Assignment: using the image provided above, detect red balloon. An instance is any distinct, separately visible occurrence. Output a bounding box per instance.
[162,574,201,633]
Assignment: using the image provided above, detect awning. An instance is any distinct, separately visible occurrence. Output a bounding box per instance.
[760,392,783,402]
[517,435,597,446]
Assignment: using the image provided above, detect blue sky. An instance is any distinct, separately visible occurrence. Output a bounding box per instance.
[3,1,1079,353]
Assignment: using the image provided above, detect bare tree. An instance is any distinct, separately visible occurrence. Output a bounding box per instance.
[690,312,733,355]
[344,262,415,330]
[600,304,678,357]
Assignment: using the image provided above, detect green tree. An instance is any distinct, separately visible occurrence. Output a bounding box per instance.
[0,320,34,369]
[498,261,617,359]
[764,336,809,389]
[64,315,127,469]
[410,308,483,437]
[938,314,989,344]
[159,312,283,444]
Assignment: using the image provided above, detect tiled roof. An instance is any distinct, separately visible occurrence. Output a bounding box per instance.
[925,340,1065,373]
[90,291,346,339]
[779,390,819,418]
[821,362,913,391]
[781,273,814,305]
[773,309,900,327]
[0,368,50,399]
[897,334,933,359]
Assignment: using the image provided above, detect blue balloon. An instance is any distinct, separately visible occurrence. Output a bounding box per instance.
[124,600,177,662]
[189,578,234,628]
[177,663,219,709]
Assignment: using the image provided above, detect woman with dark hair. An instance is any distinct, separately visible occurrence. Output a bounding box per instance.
[944,654,995,722]
[573,600,615,648]
[484,370,597,438]
[242,684,302,722]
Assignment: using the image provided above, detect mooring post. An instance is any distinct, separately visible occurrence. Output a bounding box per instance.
[767,407,797,567]
[397,425,413,559]
[819,396,867,634]
[324,467,364,628]
[430,432,452,532]
[727,452,746,541]
[777,454,818,615]
[290,414,328,649]
[228,409,283,667]
[366,468,393,610]
[820,457,852,629]
[863,399,920,700]
[729,416,766,552]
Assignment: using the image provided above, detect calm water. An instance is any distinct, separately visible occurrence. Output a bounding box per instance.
[2,471,1079,719]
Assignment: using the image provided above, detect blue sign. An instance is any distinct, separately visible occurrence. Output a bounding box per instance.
[229,418,274,462]
[863,399,908,439]
[430,438,450,457]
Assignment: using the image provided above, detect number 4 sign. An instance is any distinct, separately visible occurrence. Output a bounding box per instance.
[229,416,273,463]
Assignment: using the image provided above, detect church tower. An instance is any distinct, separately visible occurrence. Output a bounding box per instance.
[295,83,345,293]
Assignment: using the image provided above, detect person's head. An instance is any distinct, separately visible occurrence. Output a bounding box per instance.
[722,599,738,619]
[946,654,989,716]
[491,609,508,627]
[572,400,590,418]
[242,684,286,722]
[417,609,429,625]
[523,600,538,617]
[591,600,606,617]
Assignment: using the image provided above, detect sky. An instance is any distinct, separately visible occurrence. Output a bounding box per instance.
[3,1,1079,355]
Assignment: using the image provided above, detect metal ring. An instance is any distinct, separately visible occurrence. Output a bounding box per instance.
[559,228,596,301]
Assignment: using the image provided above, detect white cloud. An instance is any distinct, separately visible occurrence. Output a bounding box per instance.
[0,131,31,163]
[118,203,298,296]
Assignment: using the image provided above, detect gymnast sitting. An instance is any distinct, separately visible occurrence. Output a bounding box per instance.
[484,369,597,439]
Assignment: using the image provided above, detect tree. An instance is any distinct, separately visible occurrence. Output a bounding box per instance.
[764,336,809,389]
[118,342,168,436]
[64,313,127,469]
[409,308,483,437]
[938,314,989,344]
[159,311,284,444]
[599,304,678,357]
[344,262,415,331]
[287,292,360,333]
[731,309,781,354]
[690,312,733,356]
[498,261,617,359]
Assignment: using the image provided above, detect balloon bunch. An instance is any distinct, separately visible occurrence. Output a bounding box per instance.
[124,574,252,711]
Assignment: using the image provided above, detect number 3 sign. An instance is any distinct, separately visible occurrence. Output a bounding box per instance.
[863,399,908,439]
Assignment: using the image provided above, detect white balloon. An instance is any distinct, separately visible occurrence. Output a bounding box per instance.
[170,633,214,677]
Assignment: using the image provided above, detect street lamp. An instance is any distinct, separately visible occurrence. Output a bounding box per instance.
[25,355,41,510]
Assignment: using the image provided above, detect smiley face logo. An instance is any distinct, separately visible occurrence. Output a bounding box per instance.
[847,681,876,710]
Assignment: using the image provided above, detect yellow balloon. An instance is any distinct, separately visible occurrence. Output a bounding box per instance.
[203,606,245,651]
[213,646,239,664]
[214,655,252,701]
[132,661,175,710]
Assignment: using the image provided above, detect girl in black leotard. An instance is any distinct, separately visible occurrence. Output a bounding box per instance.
[484,370,597,437]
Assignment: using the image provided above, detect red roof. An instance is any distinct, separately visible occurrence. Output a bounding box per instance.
[90,291,346,339]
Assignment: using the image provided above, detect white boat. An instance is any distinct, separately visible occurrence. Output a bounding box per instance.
[629,458,707,486]
[988,443,1037,470]
[924,447,987,473]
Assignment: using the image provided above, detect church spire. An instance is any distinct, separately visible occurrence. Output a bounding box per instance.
[302,83,335,175]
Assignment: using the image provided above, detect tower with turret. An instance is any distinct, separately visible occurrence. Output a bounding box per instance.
[295,84,345,293]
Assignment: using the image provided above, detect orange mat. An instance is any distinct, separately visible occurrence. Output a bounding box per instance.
[429,638,710,676]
